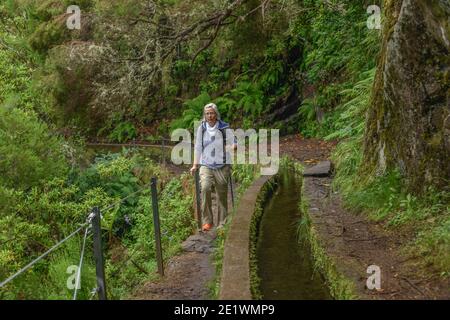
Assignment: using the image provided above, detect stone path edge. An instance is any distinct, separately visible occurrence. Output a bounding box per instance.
[218,174,273,300]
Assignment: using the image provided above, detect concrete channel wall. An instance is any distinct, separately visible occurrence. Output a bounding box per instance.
[219,175,272,300]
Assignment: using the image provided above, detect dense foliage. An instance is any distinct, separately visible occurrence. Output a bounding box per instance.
[0,0,448,300]
[0,150,197,299]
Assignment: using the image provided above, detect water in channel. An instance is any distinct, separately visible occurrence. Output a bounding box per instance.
[256,168,331,300]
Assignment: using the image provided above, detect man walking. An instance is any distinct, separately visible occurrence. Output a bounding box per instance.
[190,103,237,232]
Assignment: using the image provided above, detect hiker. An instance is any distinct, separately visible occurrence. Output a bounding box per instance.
[190,103,237,232]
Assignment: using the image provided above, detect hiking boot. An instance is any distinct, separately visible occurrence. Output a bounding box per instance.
[202,223,213,232]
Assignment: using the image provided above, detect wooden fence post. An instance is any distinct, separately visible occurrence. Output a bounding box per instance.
[92,207,107,300]
[150,178,164,277]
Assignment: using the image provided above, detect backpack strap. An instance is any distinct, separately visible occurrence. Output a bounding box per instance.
[201,122,228,165]
[201,123,206,151]
[219,128,227,164]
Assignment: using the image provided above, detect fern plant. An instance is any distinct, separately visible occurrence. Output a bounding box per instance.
[215,81,264,121]
[233,81,264,117]
[298,97,317,122]
[325,67,376,140]
[258,60,284,91]
[108,122,137,143]
[170,92,211,130]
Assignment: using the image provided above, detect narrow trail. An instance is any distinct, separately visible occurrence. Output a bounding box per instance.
[303,175,449,299]
[132,250,214,300]
[286,135,450,299]
[132,189,228,300]
[132,134,449,300]
[132,134,336,300]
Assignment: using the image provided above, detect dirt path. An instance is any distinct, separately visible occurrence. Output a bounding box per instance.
[132,249,214,300]
[279,134,338,164]
[304,176,449,299]
[132,134,336,300]
[132,192,225,300]
[282,134,449,299]
[132,134,448,300]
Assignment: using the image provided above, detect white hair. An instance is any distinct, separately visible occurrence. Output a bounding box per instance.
[203,103,221,121]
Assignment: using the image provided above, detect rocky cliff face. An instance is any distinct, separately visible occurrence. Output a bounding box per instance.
[364,0,449,192]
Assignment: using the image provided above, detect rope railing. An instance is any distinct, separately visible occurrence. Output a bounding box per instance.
[0,179,162,300]
[86,137,196,154]
[73,225,91,300]
[85,136,194,148]
[100,182,151,213]
[86,136,195,169]
[0,156,234,299]
[0,218,91,288]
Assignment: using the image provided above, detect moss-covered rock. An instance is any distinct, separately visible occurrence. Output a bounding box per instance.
[363,0,450,194]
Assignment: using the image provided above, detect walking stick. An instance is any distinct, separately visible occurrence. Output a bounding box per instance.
[194,169,202,231]
[229,169,235,209]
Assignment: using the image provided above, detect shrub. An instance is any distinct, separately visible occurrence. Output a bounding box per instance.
[0,106,68,190]
[107,122,138,143]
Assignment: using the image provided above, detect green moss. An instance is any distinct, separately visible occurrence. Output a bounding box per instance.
[277,155,358,299]
[428,132,443,149]
[249,157,357,299]
[210,164,261,299]
[208,220,230,299]
[249,157,306,299]
[249,176,277,300]
[298,183,358,300]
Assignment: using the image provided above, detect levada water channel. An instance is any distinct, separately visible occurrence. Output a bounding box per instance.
[254,167,331,299]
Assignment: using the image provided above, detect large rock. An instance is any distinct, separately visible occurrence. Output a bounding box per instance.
[364,0,450,193]
[303,161,333,177]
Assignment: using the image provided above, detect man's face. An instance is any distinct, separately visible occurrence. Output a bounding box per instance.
[205,107,217,124]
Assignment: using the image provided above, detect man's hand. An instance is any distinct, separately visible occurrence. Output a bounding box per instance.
[190,165,199,176]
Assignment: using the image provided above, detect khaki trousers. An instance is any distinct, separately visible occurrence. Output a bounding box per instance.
[199,165,230,227]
